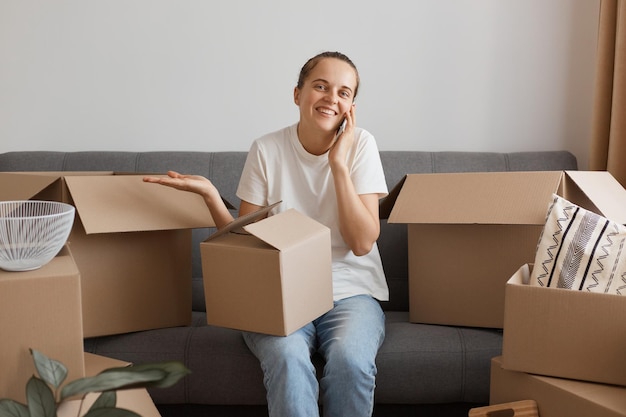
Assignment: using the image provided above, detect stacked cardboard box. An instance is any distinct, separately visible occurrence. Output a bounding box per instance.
[502,264,626,387]
[491,171,626,416]
[0,245,85,403]
[382,169,626,414]
[1,247,161,413]
[383,170,626,328]
[491,264,626,416]
[0,172,217,337]
[491,356,626,417]
[0,172,195,411]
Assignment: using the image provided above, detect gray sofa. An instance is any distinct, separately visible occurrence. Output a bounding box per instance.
[0,150,578,417]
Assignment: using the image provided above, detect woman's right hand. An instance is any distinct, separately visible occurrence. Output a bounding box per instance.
[143,171,217,198]
[144,171,235,229]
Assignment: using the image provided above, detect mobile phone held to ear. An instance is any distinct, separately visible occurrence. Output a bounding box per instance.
[335,118,346,139]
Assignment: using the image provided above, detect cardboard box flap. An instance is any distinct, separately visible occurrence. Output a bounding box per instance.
[388,171,564,225]
[379,175,407,220]
[565,171,626,224]
[244,208,329,251]
[0,172,60,201]
[65,175,216,234]
[84,352,131,373]
[204,201,282,242]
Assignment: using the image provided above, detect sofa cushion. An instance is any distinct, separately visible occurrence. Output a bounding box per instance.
[83,311,502,405]
[531,194,626,294]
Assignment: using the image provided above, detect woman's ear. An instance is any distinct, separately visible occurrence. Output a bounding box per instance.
[293,87,300,106]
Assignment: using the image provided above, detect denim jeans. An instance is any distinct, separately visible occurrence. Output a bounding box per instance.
[242,294,386,417]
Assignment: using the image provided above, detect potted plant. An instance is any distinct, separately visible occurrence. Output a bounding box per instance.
[0,349,190,417]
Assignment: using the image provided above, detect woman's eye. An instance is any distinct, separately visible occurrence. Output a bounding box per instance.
[340,91,351,98]
[314,84,326,91]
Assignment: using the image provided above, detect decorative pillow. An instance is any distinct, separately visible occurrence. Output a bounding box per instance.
[530,194,626,295]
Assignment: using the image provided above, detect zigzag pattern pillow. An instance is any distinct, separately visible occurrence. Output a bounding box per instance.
[530,194,626,295]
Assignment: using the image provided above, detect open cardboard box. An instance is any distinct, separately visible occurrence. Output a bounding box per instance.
[491,356,626,417]
[0,245,85,403]
[0,171,219,337]
[381,170,626,328]
[200,204,333,336]
[57,353,161,417]
[502,264,626,387]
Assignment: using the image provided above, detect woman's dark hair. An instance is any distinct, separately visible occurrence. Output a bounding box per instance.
[297,51,360,98]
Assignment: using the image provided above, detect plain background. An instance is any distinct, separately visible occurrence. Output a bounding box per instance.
[0,0,600,169]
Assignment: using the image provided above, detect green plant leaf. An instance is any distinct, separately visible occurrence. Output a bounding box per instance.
[83,408,141,417]
[25,377,55,417]
[0,399,30,417]
[89,391,116,410]
[59,361,190,402]
[59,369,165,401]
[30,349,67,389]
[102,362,191,389]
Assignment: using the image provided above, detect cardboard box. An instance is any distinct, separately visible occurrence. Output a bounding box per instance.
[383,170,626,328]
[502,264,626,386]
[57,353,161,417]
[0,245,85,403]
[200,206,333,336]
[0,172,217,337]
[491,356,626,417]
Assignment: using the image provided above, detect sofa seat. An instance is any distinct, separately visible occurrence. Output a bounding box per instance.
[83,311,503,406]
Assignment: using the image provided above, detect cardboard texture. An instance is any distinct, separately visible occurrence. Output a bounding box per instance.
[502,264,626,387]
[491,356,626,417]
[0,245,85,403]
[0,172,217,337]
[57,353,161,417]
[384,170,626,328]
[201,207,333,336]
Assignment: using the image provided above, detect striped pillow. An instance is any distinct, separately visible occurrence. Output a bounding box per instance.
[530,194,626,295]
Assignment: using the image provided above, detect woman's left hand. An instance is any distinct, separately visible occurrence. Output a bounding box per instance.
[328,103,356,170]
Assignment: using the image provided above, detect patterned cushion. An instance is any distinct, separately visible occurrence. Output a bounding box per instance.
[530,194,626,294]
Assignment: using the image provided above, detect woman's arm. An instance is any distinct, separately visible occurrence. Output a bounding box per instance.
[239,200,264,217]
[328,107,381,256]
[332,168,381,256]
[143,171,234,229]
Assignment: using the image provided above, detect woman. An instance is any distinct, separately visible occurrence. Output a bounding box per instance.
[144,51,388,417]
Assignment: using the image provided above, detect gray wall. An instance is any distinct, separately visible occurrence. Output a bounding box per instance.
[0,0,599,169]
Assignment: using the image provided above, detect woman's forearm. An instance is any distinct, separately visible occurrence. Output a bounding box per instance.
[202,189,235,230]
[332,166,380,256]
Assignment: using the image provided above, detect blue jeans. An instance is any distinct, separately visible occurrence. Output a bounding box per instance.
[242,294,386,417]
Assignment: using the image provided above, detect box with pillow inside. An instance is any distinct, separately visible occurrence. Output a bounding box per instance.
[501,179,626,386]
[502,260,626,387]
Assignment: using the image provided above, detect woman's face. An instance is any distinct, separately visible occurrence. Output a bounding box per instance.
[294,58,357,135]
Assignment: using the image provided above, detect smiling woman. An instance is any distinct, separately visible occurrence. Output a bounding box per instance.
[144,51,389,417]
[293,52,358,156]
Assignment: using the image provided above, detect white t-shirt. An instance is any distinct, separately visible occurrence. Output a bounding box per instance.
[236,123,389,301]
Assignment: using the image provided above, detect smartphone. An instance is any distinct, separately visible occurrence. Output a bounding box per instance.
[335,118,346,140]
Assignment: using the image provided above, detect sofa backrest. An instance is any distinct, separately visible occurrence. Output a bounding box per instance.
[0,150,578,311]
